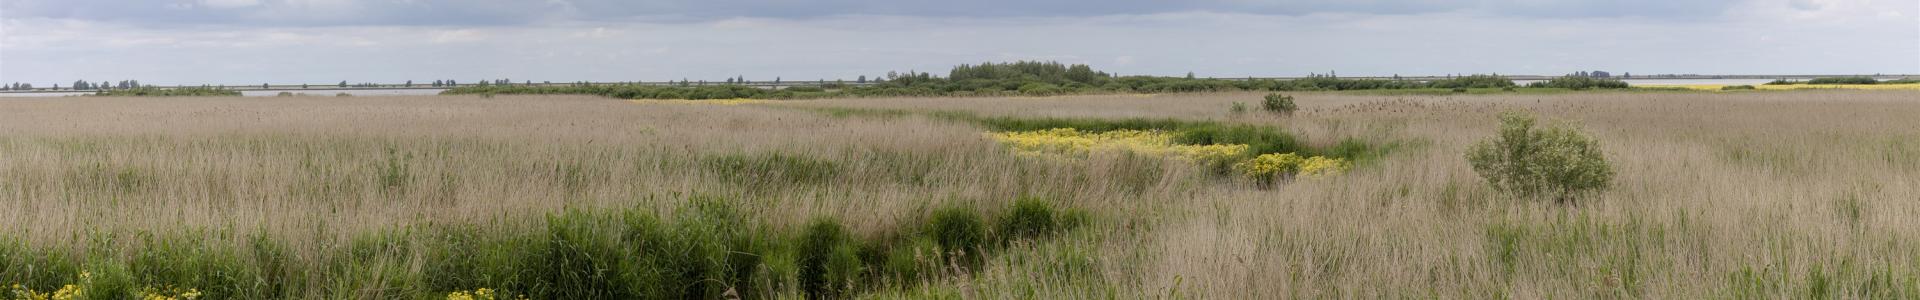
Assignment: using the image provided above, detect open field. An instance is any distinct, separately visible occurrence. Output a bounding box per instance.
[3,90,1920,298]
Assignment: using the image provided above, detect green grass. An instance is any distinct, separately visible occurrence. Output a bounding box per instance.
[0,196,1089,299]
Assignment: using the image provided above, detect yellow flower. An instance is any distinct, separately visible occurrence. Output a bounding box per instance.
[1234,153,1351,180]
[1297,156,1353,177]
[989,128,1249,163]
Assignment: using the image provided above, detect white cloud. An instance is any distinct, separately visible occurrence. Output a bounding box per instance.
[199,0,260,9]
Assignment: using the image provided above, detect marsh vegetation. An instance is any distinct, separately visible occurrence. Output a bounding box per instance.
[2,89,1919,298]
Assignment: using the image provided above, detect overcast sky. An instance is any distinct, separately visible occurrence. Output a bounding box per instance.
[1,0,1916,85]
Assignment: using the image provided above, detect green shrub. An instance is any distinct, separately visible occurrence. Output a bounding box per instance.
[925,207,987,261]
[1466,112,1614,204]
[1721,85,1756,90]
[1228,102,1248,115]
[1451,88,1468,93]
[1017,83,1065,96]
[797,218,862,299]
[997,197,1058,243]
[1807,77,1877,85]
[1764,79,1800,85]
[1261,94,1297,115]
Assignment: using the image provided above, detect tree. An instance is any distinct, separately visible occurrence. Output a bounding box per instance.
[263,83,270,89]
[1466,112,1614,204]
[339,81,348,88]
[405,80,413,87]
[857,75,867,84]
[775,77,782,84]
[1185,72,1196,79]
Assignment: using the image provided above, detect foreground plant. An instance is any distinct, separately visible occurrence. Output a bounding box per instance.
[1465,112,1613,204]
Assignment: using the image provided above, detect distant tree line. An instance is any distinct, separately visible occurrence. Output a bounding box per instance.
[442,61,1552,100]
[3,80,145,91]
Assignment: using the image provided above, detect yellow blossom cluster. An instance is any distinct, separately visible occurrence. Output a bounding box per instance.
[989,128,1249,163]
[1234,153,1352,180]
[7,272,86,300]
[6,284,81,300]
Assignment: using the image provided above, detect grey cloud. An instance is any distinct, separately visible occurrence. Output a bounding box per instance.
[4,0,1748,26]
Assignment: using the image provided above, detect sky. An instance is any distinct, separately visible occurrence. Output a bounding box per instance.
[1,0,1916,85]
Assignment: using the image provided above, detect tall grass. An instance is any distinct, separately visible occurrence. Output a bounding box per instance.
[4,91,1920,298]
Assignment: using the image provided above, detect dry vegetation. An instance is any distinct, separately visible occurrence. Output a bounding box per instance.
[3,90,1918,298]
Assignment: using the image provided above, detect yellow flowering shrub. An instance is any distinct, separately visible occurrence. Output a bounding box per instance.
[989,128,1249,163]
[7,272,86,300]
[1296,156,1353,177]
[1234,153,1304,180]
[1234,153,1351,180]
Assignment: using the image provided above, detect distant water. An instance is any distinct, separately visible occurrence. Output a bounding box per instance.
[0,89,448,98]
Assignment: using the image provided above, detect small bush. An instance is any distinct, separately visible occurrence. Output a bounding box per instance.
[925,207,987,262]
[997,197,1058,243]
[1451,88,1469,93]
[1465,112,1614,204]
[1720,85,1756,90]
[276,92,295,97]
[1764,79,1800,85]
[1261,94,1297,115]
[1228,102,1248,115]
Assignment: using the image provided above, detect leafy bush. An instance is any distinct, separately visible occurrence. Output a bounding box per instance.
[1807,77,1877,85]
[1720,85,1756,90]
[1465,112,1614,204]
[1228,102,1248,115]
[1764,79,1800,85]
[1261,94,1297,116]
